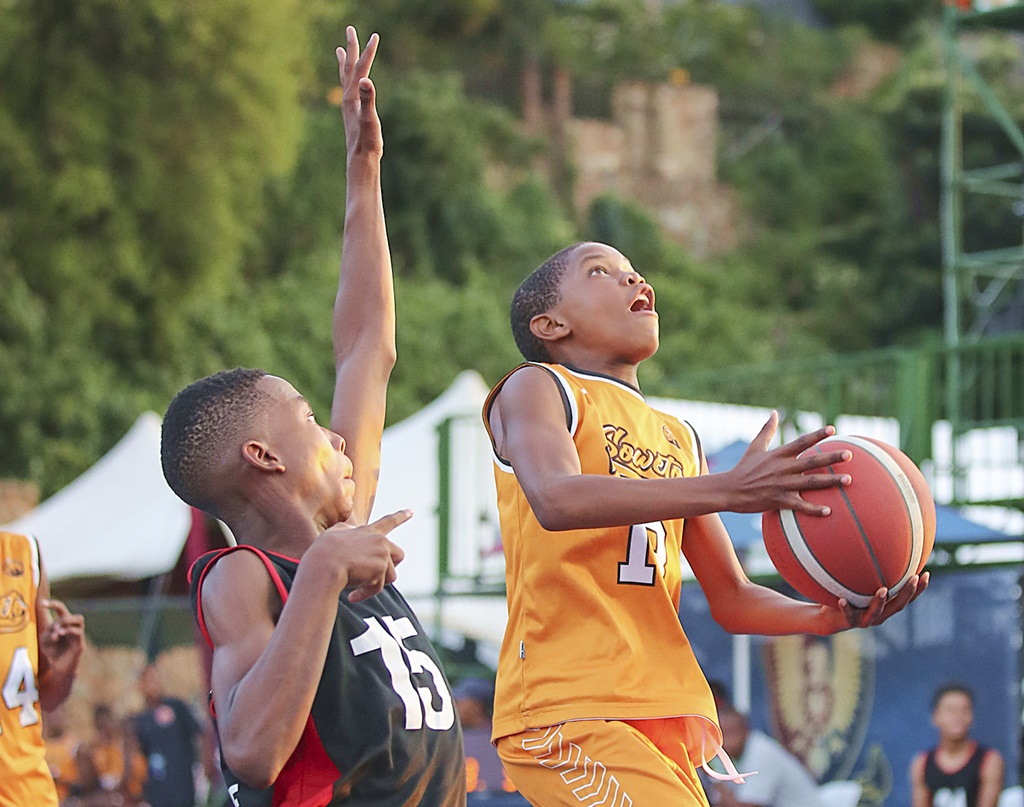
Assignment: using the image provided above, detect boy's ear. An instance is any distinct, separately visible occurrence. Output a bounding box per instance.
[241,440,286,473]
[530,312,570,345]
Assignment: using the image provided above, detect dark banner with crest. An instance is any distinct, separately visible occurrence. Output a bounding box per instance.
[682,568,1021,807]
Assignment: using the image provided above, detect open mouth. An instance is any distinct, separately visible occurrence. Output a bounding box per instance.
[630,287,655,313]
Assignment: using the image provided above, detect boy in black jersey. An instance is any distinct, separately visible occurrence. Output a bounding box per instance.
[910,684,1004,807]
[160,28,465,806]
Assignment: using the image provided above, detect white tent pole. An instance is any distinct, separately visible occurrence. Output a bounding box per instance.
[733,632,752,713]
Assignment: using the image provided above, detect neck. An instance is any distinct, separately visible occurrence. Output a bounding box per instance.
[225,490,327,557]
[550,352,642,389]
[939,736,973,755]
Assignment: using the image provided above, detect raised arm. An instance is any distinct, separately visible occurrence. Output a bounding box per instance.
[329,26,394,527]
[488,365,858,532]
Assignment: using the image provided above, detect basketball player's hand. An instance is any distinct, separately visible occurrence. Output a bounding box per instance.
[337,26,382,163]
[313,510,411,603]
[38,599,85,671]
[727,412,851,516]
[829,571,930,629]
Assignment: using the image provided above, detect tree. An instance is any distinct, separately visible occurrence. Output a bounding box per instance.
[0,0,309,491]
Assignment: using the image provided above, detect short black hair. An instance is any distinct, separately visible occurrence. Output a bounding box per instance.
[932,683,974,711]
[161,368,269,513]
[510,243,584,362]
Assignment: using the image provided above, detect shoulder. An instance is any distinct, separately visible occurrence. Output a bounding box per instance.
[196,547,281,598]
[488,363,566,408]
[194,548,281,643]
[980,746,1005,771]
[910,750,930,775]
[485,363,577,445]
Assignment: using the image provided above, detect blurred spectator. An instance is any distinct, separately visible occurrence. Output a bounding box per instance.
[910,684,1004,807]
[128,664,206,807]
[711,703,822,807]
[454,677,527,805]
[43,704,81,804]
[74,704,147,807]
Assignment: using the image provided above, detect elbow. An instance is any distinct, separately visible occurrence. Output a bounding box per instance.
[222,743,283,791]
[708,606,744,635]
[529,492,576,532]
[706,586,751,634]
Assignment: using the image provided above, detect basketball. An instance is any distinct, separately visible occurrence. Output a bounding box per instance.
[761,435,936,608]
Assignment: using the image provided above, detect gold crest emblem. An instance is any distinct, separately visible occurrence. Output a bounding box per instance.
[0,589,29,633]
[2,558,24,577]
[762,631,875,782]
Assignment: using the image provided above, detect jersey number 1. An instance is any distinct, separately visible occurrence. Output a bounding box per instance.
[618,521,668,585]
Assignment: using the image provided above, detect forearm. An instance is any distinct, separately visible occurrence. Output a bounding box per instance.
[528,472,737,531]
[37,659,80,711]
[707,579,842,637]
[216,569,343,786]
[334,156,394,362]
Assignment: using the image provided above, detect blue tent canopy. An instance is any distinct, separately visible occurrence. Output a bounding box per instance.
[706,440,1016,550]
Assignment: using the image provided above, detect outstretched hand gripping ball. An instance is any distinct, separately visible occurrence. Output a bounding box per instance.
[761,436,935,608]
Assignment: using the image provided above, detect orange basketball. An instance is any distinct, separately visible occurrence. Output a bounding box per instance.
[761,436,935,608]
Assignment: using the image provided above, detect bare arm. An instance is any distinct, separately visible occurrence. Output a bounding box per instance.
[977,750,1005,807]
[910,753,932,807]
[683,505,925,635]
[329,27,394,526]
[200,511,409,788]
[488,366,856,531]
[35,554,85,711]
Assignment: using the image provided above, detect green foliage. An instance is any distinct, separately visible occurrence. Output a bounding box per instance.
[374,70,571,285]
[811,0,942,43]
[0,0,309,492]
[586,196,828,393]
[4,0,1023,499]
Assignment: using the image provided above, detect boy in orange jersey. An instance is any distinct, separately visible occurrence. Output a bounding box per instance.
[482,241,929,806]
[0,531,85,807]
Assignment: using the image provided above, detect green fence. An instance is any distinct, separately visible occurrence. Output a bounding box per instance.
[655,334,1024,509]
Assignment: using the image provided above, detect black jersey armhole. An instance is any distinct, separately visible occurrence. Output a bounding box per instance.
[484,362,574,466]
[191,545,290,649]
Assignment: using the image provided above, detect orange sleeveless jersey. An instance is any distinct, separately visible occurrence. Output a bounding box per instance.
[0,532,58,807]
[483,364,720,766]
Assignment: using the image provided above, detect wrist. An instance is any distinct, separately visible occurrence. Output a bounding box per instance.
[297,544,349,595]
[346,151,382,175]
[816,605,848,636]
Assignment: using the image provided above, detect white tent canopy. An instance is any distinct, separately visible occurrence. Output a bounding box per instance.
[2,412,193,584]
[5,370,1017,652]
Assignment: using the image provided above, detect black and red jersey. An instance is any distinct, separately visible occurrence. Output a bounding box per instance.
[190,546,466,807]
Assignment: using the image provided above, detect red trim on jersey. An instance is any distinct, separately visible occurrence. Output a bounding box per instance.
[190,546,290,649]
[271,716,342,806]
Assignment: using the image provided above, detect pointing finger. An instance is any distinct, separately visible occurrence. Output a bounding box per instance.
[368,509,413,535]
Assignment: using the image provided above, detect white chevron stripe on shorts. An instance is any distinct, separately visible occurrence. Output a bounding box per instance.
[521,726,633,807]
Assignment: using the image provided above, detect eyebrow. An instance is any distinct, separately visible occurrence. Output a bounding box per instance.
[579,251,632,272]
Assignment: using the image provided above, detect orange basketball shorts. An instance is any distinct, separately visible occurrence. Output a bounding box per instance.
[496,717,712,807]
